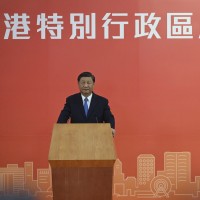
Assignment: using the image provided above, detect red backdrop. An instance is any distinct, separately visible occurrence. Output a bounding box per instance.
[1,0,200,199]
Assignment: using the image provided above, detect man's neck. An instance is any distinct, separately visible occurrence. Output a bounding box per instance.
[81,93,93,98]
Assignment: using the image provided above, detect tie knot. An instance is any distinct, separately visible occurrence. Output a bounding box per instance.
[84,98,88,102]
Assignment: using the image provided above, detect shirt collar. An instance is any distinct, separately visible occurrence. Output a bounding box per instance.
[81,93,93,103]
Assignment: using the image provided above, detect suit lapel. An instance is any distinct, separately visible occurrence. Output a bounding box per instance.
[77,93,87,118]
[87,93,98,118]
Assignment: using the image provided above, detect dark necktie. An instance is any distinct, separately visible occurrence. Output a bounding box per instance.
[84,98,88,116]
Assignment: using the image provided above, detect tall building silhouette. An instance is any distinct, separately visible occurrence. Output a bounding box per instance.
[137,154,155,189]
[0,173,3,194]
[24,162,33,186]
[163,152,191,190]
[24,162,38,195]
[37,168,51,191]
[113,159,125,195]
[113,159,137,197]
[0,164,24,195]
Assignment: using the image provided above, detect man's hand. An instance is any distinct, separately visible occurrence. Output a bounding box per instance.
[111,128,116,137]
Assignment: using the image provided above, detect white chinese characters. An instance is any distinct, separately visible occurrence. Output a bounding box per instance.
[167,13,193,39]
[134,13,161,39]
[70,13,96,39]
[2,12,198,40]
[37,13,64,39]
[102,13,128,39]
[4,13,30,39]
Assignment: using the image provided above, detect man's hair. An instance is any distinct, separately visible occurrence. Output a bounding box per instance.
[77,72,95,83]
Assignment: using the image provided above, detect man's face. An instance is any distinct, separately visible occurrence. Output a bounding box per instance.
[78,77,94,97]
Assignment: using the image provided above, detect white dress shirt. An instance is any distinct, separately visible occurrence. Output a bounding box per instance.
[81,93,93,109]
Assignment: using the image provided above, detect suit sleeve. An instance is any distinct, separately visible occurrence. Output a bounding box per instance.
[57,97,71,123]
[103,99,115,129]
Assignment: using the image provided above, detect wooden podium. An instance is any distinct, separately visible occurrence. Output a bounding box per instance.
[48,123,116,200]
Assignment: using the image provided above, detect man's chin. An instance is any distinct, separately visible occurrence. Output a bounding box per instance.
[81,91,90,96]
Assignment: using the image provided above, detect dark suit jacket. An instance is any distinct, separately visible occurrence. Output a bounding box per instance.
[57,93,115,128]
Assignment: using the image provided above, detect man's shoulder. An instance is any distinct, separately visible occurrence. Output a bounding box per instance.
[93,93,108,102]
[66,93,81,100]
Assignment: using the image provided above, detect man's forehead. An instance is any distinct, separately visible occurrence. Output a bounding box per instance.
[79,77,93,81]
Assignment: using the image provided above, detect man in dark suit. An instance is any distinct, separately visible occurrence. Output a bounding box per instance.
[57,72,115,135]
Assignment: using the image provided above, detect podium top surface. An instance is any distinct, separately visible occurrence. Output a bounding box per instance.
[48,123,116,167]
